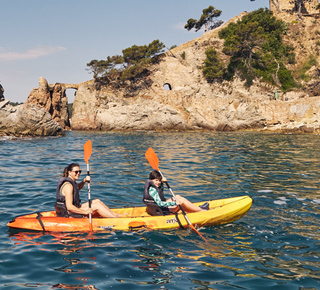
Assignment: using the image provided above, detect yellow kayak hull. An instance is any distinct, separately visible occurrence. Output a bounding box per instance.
[7,196,252,232]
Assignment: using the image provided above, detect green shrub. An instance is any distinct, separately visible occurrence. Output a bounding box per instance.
[296,55,317,82]
[215,8,296,91]
[202,48,226,81]
[278,67,295,91]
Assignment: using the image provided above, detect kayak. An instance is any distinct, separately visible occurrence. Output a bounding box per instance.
[7,196,252,232]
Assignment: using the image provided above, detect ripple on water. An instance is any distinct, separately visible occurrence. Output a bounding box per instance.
[1,132,320,289]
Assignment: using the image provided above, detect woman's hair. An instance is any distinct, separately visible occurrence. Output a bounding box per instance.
[63,163,80,177]
[149,170,162,181]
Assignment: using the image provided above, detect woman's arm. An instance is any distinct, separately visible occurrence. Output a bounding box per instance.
[63,183,91,215]
[77,176,91,190]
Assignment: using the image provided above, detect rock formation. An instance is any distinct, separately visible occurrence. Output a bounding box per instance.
[0,100,65,137]
[270,0,320,15]
[67,11,320,133]
[26,77,77,129]
[0,83,4,102]
[25,6,320,134]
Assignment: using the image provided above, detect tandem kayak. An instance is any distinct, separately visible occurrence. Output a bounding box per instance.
[7,196,252,232]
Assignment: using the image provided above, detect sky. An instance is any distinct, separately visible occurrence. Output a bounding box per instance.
[0,0,269,103]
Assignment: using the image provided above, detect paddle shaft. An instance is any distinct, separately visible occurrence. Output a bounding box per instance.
[158,170,191,224]
[84,140,93,229]
[158,170,208,243]
[86,163,92,224]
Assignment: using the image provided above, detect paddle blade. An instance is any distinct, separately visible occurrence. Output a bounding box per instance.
[145,147,159,170]
[84,140,92,164]
[190,224,209,244]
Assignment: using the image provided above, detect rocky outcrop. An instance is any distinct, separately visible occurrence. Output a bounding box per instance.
[68,77,320,133]
[26,9,320,134]
[0,100,65,137]
[26,77,77,129]
[67,11,320,133]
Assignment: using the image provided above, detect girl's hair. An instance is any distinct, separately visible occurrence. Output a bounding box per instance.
[149,170,162,180]
[63,163,80,177]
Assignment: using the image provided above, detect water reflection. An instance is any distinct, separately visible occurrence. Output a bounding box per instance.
[3,132,320,289]
[52,283,98,289]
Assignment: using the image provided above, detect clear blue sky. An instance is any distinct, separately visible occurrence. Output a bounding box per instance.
[0,0,269,103]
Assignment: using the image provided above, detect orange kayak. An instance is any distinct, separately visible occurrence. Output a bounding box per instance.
[7,196,252,232]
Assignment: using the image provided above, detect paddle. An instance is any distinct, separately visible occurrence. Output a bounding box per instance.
[84,140,92,229]
[145,147,208,243]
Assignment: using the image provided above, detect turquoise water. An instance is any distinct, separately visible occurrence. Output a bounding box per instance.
[1,131,320,289]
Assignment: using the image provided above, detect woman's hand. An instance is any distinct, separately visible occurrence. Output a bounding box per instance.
[83,175,91,183]
[84,208,93,215]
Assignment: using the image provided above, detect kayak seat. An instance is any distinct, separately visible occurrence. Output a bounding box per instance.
[146,204,165,216]
[54,202,84,218]
[143,200,166,216]
[54,202,69,217]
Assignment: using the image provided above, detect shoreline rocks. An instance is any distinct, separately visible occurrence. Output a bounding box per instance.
[0,100,65,137]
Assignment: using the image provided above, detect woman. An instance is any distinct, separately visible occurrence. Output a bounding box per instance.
[56,163,122,218]
[143,170,209,215]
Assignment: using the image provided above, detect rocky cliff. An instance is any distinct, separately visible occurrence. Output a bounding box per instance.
[67,11,320,133]
[22,9,320,134]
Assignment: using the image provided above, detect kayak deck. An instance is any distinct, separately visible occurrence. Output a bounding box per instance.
[7,196,252,232]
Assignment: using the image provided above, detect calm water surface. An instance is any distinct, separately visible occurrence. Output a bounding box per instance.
[1,131,320,289]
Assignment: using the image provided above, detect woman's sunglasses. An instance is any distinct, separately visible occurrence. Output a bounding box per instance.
[71,170,82,175]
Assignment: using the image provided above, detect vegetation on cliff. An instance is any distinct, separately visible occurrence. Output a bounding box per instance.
[184,5,223,32]
[87,40,165,84]
[203,8,296,91]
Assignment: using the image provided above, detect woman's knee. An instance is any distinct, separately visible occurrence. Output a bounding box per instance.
[91,199,103,208]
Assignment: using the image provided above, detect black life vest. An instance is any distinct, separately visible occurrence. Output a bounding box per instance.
[143,179,166,204]
[56,177,81,207]
[55,177,83,218]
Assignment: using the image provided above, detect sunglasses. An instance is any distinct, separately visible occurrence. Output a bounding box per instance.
[71,170,82,175]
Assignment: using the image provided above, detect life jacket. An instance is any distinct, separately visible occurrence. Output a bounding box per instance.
[143,179,169,216]
[143,179,166,204]
[55,177,82,217]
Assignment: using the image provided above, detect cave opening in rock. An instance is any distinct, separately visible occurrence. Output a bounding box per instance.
[66,88,77,104]
[164,83,172,91]
[66,88,77,118]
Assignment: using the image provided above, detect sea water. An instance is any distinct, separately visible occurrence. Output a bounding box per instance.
[1,131,320,289]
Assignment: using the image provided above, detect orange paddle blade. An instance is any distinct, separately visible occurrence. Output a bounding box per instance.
[145,147,159,170]
[190,224,208,244]
[84,140,92,164]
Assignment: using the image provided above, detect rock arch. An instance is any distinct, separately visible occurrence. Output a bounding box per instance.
[26,77,79,129]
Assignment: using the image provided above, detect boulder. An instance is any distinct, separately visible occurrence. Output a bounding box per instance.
[0,100,65,137]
